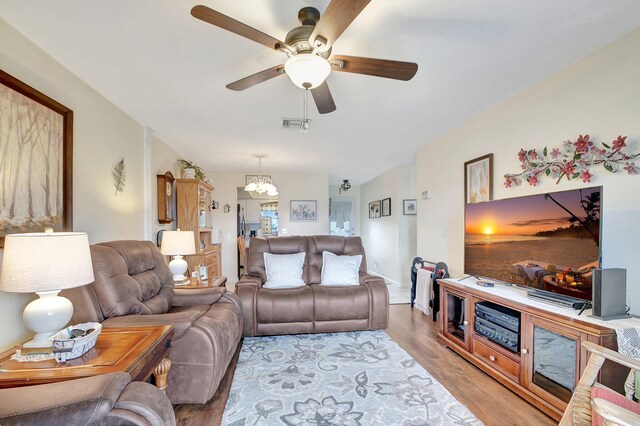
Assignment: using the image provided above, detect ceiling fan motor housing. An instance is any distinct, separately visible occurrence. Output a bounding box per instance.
[285,7,331,57]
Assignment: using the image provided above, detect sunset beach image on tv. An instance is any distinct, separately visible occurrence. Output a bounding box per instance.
[464,187,601,301]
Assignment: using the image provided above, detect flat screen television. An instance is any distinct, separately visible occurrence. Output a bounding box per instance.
[464,186,601,302]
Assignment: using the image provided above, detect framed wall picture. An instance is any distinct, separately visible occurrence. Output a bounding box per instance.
[0,69,73,247]
[464,154,493,204]
[381,198,391,217]
[369,200,381,218]
[290,200,317,221]
[156,171,175,224]
[403,199,417,215]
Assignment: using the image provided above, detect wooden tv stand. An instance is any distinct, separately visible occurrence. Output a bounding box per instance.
[437,278,626,421]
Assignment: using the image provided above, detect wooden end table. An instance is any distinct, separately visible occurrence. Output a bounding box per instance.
[0,325,173,392]
[177,276,227,288]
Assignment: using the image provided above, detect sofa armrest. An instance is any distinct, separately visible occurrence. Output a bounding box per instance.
[236,274,263,288]
[235,275,262,337]
[360,273,389,330]
[173,286,226,306]
[0,373,131,425]
[107,381,176,426]
[103,311,196,339]
[359,272,385,286]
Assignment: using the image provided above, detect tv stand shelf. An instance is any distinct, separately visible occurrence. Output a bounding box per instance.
[437,278,626,421]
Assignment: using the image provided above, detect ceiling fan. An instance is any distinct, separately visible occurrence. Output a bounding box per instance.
[191,0,418,114]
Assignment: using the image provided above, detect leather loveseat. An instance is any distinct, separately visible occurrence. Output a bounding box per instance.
[0,372,175,426]
[62,240,242,404]
[235,235,389,336]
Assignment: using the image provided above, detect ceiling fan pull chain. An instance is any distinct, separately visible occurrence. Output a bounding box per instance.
[301,89,310,133]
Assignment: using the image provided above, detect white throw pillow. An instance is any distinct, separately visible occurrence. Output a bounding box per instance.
[320,251,362,286]
[263,252,306,289]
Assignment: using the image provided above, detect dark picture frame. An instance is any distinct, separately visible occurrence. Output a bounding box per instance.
[464,153,493,204]
[369,200,381,219]
[0,69,73,247]
[290,200,317,221]
[403,199,417,215]
[381,198,391,217]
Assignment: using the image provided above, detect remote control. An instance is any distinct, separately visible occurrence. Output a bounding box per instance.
[476,281,495,287]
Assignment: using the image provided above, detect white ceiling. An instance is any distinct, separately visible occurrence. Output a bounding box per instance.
[2,1,640,184]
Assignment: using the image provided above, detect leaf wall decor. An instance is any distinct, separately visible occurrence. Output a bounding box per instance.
[112,157,126,196]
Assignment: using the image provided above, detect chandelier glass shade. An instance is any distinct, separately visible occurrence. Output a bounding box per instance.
[284,54,331,89]
[245,155,278,196]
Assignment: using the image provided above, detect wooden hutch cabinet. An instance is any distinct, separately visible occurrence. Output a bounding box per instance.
[176,179,222,283]
[437,278,625,421]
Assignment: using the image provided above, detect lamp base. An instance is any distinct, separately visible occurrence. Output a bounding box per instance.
[23,290,73,348]
[168,255,189,284]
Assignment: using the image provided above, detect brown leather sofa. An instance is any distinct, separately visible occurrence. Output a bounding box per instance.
[0,372,175,425]
[62,240,243,404]
[235,235,389,336]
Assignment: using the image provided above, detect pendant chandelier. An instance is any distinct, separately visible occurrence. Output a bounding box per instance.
[244,154,278,196]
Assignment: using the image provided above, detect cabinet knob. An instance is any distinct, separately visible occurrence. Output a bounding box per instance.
[489,355,496,362]
[463,320,469,326]
[521,348,529,355]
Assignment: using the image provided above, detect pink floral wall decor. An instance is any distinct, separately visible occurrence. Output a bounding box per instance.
[504,134,639,187]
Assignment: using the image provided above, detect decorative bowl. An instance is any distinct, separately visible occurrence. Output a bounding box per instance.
[51,322,102,363]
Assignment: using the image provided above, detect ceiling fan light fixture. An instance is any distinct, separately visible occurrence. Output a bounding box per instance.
[284,54,331,89]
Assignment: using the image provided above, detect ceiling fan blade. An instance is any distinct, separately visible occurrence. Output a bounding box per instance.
[226,65,285,91]
[310,0,371,50]
[330,55,418,81]
[191,5,283,50]
[311,81,337,114]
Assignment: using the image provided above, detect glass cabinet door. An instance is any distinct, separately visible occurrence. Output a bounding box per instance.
[522,314,580,408]
[442,289,470,350]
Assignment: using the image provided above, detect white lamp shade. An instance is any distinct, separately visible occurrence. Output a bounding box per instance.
[285,54,331,89]
[244,182,258,192]
[161,230,196,255]
[0,232,94,293]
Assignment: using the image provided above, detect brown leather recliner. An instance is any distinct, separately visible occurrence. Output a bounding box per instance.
[235,235,389,337]
[0,372,175,426]
[62,240,243,404]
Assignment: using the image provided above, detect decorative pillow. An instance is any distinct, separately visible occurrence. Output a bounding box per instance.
[320,251,362,286]
[263,252,306,289]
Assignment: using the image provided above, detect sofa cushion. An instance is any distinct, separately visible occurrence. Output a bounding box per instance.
[263,252,306,289]
[247,236,308,283]
[308,236,367,283]
[320,251,362,286]
[312,285,370,321]
[257,286,314,323]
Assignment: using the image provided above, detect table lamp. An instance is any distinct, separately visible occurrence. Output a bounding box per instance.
[0,230,94,348]
[160,230,196,284]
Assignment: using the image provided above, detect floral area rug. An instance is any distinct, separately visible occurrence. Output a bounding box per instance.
[222,331,483,425]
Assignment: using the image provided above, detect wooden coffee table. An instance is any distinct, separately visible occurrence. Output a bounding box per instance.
[0,325,173,392]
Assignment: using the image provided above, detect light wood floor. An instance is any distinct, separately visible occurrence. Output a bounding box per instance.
[174,304,555,425]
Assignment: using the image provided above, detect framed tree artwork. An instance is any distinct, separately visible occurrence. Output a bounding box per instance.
[464,154,493,204]
[369,200,381,218]
[0,69,73,247]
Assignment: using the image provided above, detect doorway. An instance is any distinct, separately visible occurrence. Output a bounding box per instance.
[330,198,356,237]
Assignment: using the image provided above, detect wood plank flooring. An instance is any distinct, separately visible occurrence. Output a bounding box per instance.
[174,304,555,425]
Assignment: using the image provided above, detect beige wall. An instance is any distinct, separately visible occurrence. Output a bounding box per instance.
[360,163,417,284]
[207,171,330,282]
[0,18,181,350]
[416,28,640,314]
